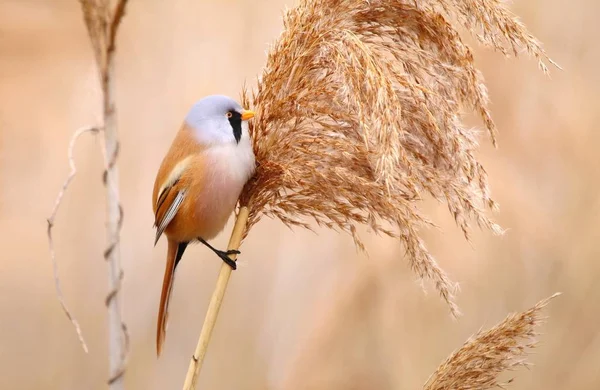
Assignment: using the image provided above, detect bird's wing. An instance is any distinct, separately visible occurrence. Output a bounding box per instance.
[154,181,186,245]
[152,125,204,244]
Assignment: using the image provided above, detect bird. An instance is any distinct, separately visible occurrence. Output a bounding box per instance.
[151,95,256,355]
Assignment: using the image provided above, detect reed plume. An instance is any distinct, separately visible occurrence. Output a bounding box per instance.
[240,0,554,314]
[424,293,560,390]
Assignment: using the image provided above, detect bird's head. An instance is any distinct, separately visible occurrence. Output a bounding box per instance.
[184,94,255,146]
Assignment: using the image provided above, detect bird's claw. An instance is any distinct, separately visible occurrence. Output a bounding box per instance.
[197,237,240,270]
[215,250,238,270]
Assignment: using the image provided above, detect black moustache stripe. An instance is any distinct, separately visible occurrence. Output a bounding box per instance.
[228,111,242,143]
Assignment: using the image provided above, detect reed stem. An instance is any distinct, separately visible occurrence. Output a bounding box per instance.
[182,206,249,390]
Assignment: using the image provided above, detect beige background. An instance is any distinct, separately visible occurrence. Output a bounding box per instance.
[1,1,599,389]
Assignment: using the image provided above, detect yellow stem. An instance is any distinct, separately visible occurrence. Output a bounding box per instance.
[182,206,250,390]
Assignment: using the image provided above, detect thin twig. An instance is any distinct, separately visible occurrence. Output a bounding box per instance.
[46,125,102,354]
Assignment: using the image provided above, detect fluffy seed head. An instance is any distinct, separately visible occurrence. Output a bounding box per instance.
[239,0,555,314]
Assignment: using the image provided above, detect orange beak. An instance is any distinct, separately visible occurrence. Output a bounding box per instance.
[241,110,255,121]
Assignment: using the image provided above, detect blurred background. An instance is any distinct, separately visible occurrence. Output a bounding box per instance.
[1,0,598,389]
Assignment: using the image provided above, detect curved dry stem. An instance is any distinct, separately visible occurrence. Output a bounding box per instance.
[46,125,101,354]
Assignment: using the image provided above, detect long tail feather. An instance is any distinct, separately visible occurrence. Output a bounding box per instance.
[156,239,187,356]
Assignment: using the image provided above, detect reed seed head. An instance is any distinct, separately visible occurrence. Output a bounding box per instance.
[240,0,555,315]
[424,293,560,390]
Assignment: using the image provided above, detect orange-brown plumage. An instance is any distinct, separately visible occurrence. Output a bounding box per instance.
[152,124,203,210]
[156,238,179,356]
[152,95,255,356]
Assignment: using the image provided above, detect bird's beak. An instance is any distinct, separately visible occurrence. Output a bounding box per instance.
[241,110,255,121]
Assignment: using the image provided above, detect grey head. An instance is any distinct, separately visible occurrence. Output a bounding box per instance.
[184,95,254,146]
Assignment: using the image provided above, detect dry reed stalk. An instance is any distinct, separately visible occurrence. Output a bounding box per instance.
[187,0,555,386]
[46,0,129,388]
[182,206,249,390]
[424,293,560,390]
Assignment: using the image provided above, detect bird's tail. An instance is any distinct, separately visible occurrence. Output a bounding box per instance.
[156,239,185,356]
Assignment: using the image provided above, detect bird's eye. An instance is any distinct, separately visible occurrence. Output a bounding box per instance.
[226,111,233,118]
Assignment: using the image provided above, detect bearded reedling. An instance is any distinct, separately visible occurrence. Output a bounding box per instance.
[152,95,255,355]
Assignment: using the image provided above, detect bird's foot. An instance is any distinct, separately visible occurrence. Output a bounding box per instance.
[214,249,239,270]
[197,237,240,270]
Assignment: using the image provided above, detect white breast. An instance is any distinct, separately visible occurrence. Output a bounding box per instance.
[196,136,255,238]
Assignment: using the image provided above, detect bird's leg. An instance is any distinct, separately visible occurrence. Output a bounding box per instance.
[197,237,240,270]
